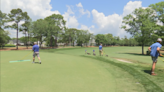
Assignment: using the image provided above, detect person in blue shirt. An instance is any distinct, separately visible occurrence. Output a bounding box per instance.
[93,50,96,55]
[85,50,87,54]
[32,42,41,64]
[99,44,103,56]
[148,38,162,75]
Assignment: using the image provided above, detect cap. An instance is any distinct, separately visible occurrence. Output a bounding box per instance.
[157,38,162,42]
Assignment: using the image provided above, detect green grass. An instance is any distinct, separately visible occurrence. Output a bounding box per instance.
[1,46,164,92]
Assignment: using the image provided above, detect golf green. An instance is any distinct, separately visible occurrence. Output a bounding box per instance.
[1,46,164,92]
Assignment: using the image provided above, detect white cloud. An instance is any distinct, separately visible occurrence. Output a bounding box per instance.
[76,2,83,7]
[91,1,143,38]
[76,2,90,17]
[122,1,142,16]
[80,25,95,33]
[2,0,60,20]
[1,0,60,38]
[63,6,79,28]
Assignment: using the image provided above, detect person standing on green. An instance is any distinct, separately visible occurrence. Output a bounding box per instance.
[32,42,41,64]
[99,44,103,56]
[148,38,162,75]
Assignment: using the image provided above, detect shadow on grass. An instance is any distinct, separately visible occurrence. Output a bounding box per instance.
[118,53,150,57]
[143,70,151,75]
[34,62,41,64]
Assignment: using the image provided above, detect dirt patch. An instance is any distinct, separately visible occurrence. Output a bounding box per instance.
[0,46,79,51]
[115,59,132,63]
[0,47,33,51]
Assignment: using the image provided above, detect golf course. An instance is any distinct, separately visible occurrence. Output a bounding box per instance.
[1,46,164,92]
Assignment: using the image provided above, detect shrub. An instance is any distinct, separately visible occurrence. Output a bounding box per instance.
[4,44,16,47]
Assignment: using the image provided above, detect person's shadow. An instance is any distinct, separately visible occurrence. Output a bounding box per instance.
[143,70,151,75]
[34,62,41,64]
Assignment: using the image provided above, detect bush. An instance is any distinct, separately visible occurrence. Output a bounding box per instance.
[4,44,16,47]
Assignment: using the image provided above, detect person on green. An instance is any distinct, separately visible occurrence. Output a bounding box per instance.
[32,42,41,64]
[148,38,162,75]
[99,43,103,56]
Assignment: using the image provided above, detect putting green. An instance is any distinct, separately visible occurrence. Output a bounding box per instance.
[1,50,146,92]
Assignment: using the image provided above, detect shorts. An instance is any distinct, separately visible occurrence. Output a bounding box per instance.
[99,50,102,53]
[151,56,157,62]
[33,52,39,57]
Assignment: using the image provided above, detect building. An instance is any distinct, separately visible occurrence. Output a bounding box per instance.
[8,39,24,46]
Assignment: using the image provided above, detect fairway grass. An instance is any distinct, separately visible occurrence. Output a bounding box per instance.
[1,46,164,92]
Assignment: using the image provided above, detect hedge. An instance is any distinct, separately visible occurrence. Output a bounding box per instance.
[4,44,16,47]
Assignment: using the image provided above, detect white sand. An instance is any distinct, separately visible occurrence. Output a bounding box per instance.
[116,59,132,63]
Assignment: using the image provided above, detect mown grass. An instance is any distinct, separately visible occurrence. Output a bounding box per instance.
[1,46,164,92]
[81,56,163,92]
[42,46,164,91]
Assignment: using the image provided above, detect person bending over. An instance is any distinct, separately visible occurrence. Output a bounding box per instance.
[148,38,162,75]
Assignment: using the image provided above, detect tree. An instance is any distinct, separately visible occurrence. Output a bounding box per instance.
[105,33,113,46]
[19,36,26,44]
[0,10,6,30]
[84,31,92,46]
[149,1,164,45]
[90,34,95,46]
[20,12,31,49]
[76,30,86,47]
[0,11,11,48]
[112,36,120,45]
[122,7,158,54]
[7,8,26,49]
[0,30,10,48]
[45,14,66,48]
[31,19,47,47]
[65,28,78,46]
[119,38,125,46]
[95,34,107,45]
[124,36,129,46]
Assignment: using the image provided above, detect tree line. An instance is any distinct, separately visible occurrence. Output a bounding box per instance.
[1,1,164,54]
[0,9,93,49]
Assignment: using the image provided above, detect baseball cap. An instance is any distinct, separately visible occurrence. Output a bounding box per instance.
[157,38,162,42]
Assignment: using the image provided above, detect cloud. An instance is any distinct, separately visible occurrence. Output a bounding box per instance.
[1,0,60,38]
[1,0,60,20]
[63,5,79,28]
[122,1,142,16]
[92,9,124,36]
[76,2,90,17]
[91,1,143,38]
[76,2,83,7]
[80,25,95,33]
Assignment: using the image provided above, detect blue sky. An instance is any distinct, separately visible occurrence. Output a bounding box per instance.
[50,0,162,15]
[1,0,164,38]
[50,0,163,27]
